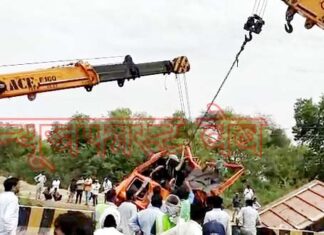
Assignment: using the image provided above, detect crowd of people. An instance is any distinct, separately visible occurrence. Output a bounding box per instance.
[34,172,113,206]
[0,175,262,235]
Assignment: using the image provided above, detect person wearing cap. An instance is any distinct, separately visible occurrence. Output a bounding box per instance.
[151,194,181,235]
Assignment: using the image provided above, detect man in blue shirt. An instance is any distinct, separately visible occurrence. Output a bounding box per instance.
[129,194,164,235]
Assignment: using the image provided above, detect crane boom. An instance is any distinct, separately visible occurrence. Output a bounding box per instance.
[0,55,190,101]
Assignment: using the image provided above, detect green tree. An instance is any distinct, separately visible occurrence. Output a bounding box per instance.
[292,95,324,180]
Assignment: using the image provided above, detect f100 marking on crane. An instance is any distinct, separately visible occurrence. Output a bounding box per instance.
[8,76,57,91]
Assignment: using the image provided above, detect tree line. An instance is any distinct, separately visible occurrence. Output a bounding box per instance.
[0,95,322,206]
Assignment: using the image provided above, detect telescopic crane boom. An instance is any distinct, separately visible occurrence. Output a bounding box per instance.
[0,55,190,101]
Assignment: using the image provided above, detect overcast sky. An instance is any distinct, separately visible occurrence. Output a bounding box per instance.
[0,0,323,140]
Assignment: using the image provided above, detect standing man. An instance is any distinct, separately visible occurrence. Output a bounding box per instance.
[236,199,261,235]
[243,185,254,202]
[67,178,77,203]
[129,194,164,235]
[34,171,46,200]
[231,192,241,222]
[95,189,118,230]
[102,176,112,203]
[159,203,205,235]
[203,196,231,235]
[92,180,101,206]
[215,157,225,181]
[75,176,84,204]
[118,189,137,235]
[84,176,93,206]
[52,177,61,192]
[0,177,20,235]
[151,194,181,235]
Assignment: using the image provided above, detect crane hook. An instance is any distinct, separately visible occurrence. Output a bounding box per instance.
[285,22,293,33]
[284,6,295,34]
[245,31,253,42]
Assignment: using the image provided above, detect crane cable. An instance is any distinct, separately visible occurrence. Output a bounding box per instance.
[252,0,268,17]
[0,55,124,68]
[176,74,186,116]
[259,0,268,18]
[175,73,192,120]
[187,13,266,148]
[183,73,192,120]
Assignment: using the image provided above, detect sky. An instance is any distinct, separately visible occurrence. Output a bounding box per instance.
[0,0,323,140]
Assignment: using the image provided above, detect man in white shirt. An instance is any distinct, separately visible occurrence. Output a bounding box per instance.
[92,180,101,206]
[129,194,164,235]
[102,177,112,197]
[52,177,61,192]
[243,184,254,201]
[34,171,46,200]
[203,196,231,235]
[118,189,137,235]
[0,177,20,235]
[236,199,261,235]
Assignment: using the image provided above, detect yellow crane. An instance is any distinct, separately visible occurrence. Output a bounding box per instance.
[0,55,190,101]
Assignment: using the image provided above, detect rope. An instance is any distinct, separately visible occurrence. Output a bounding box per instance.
[183,74,192,120]
[0,55,124,68]
[188,35,254,146]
